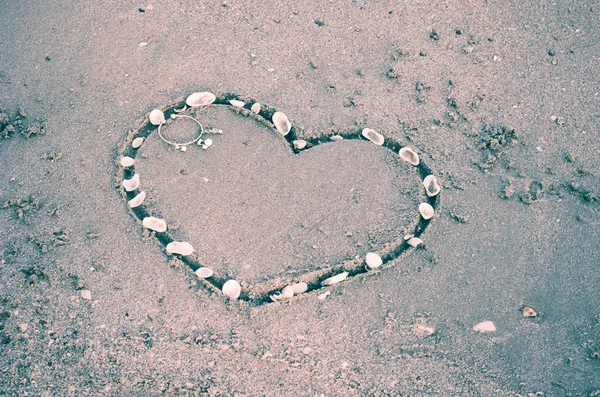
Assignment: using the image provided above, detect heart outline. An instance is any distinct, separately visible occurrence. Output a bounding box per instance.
[117,92,440,305]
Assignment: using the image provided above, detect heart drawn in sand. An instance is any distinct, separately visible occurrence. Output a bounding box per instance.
[117,91,440,306]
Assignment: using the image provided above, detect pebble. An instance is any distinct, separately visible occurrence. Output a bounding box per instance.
[522,307,537,317]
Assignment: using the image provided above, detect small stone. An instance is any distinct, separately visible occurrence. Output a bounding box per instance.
[522,307,537,317]
[80,290,92,300]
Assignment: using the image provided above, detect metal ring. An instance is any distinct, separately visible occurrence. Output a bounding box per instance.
[157,114,204,148]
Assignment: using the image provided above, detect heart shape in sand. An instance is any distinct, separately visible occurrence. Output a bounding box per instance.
[117,92,440,305]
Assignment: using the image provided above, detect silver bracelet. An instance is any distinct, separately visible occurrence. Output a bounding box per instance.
[157,114,204,151]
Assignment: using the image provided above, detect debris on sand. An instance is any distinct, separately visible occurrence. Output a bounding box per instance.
[473,320,496,333]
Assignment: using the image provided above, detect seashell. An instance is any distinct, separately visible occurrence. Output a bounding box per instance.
[251,102,261,113]
[149,109,165,125]
[132,137,144,149]
[330,135,344,141]
[195,267,214,279]
[128,191,146,208]
[423,175,441,197]
[473,320,496,333]
[142,216,167,232]
[318,291,331,300]
[361,128,384,146]
[120,156,134,167]
[80,290,92,300]
[186,92,216,107]
[419,203,434,220]
[272,112,291,136]
[522,307,537,317]
[281,286,295,298]
[290,282,308,295]
[122,174,140,192]
[229,99,245,108]
[404,234,414,240]
[365,252,383,269]
[166,241,194,256]
[204,138,213,148]
[222,280,241,300]
[293,140,307,150]
[407,237,423,247]
[321,271,348,286]
[399,147,420,166]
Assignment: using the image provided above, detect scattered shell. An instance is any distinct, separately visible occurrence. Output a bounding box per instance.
[128,191,146,208]
[272,112,291,136]
[229,99,245,108]
[251,102,261,113]
[120,156,135,167]
[142,217,167,233]
[330,135,344,141]
[80,290,92,300]
[290,282,308,295]
[522,307,537,317]
[407,237,423,247]
[321,271,349,286]
[222,280,241,300]
[399,147,420,166]
[361,128,384,145]
[419,203,434,220]
[365,252,383,269]
[132,137,144,149]
[122,174,140,192]
[195,267,214,279]
[473,320,496,333]
[166,241,194,256]
[149,109,165,125]
[186,92,216,107]
[293,140,307,150]
[318,291,331,300]
[423,175,441,197]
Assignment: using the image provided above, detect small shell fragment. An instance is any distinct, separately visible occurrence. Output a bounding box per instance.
[186,92,216,107]
[361,128,384,146]
[321,271,349,286]
[290,282,308,295]
[149,109,165,125]
[195,267,214,279]
[293,140,307,150]
[399,147,420,166]
[419,203,434,220]
[80,290,92,300]
[222,280,241,300]
[142,217,167,233]
[318,291,331,300]
[423,175,441,197]
[166,241,194,256]
[272,112,291,136]
[251,102,261,113]
[128,191,146,208]
[473,320,496,333]
[407,237,423,248]
[132,137,144,149]
[120,156,135,167]
[330,135,344,141]
[365,252,383,269]
[522,307,537,317]
[229,99,245,108]
[122,174,140,192]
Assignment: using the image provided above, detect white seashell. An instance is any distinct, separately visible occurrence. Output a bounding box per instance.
[330,135,344,141]
[362,128,384,145]
[166,241,194,256]
[149,109,165,125]
[80,290,92,300]
[404,234,414,241]
[318,291,331,300]
[222,280,241,300]
[290,282,308,295]
[399,147,420,166]
[473,320,496,333]
[365,252,383,269]
[407,237,423,247]
[251,102,261,113]
[272,112,291,136]
[142,216,167,232]
[229,99,245,108]
[128,191,146,208]
[186,92,216,107]
[120,156,134,167]
[321,271,349,286]
[419,203,434,220]
[195,267,214,278]
[122,174,140,192]
[132,137,144,149]
[204,138,213,148]
[293,140,307,150]
[281,286,295,298]
[423,175,441,197]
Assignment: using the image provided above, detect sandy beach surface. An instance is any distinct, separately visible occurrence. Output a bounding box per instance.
[1,1,599,395]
